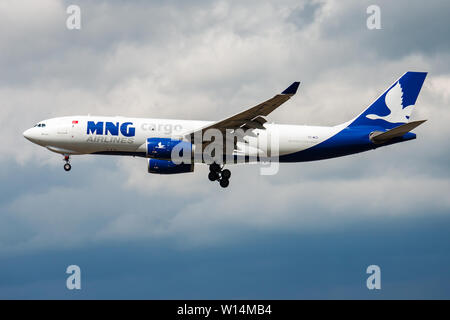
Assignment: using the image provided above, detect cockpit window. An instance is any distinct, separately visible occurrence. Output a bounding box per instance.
[34,123,46,128]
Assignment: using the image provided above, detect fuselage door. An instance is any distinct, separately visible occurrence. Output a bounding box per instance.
[69,120,83,139]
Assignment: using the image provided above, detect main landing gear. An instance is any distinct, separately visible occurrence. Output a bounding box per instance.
[63,155,72,172]
[208,163,231,188]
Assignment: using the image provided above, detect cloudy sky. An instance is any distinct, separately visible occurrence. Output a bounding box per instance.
[1,0,450,299]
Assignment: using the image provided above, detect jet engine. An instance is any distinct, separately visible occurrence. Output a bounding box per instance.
[148,159,194,174]
[146,138,194,174]
[146,138,192,161]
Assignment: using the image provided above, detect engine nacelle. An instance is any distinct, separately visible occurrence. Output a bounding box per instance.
[148,159,194,174]
[147,138,192,161]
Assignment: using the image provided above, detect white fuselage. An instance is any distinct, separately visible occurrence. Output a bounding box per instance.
[23,115,345,162]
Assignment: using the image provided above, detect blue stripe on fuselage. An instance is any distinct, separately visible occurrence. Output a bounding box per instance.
[89,126,416,163]
[279,126,416,163]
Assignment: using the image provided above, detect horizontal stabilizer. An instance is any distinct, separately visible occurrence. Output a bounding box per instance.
[370,120,427,144]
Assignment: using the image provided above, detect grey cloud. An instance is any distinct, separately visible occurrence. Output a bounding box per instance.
[0,0,449,272]
[287,1,322,28]
[1,215,450,298]
[1,0,450,298]
[315,0,450,63]
[1,144,448,254]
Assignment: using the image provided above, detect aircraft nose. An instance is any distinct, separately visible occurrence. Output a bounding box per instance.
[23,128,34,141]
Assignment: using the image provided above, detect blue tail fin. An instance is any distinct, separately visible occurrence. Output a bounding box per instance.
[349,72,427,129]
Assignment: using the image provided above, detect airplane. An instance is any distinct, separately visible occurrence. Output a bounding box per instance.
[23,71,427,188]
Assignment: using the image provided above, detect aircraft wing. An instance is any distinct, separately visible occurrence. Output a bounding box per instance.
[184,82,300,141]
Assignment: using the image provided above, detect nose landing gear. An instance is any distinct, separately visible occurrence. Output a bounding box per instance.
[208,163,231,188]
[63,155,71,172]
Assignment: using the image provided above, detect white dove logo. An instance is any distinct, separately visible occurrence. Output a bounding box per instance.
[366,81,414,123]
[157,142,165,149]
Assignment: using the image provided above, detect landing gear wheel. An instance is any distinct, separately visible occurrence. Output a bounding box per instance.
[208,171,219,181]
[209,163,221,173]
[63,154,71,172]
[221,169,231,180]
[219,178,229,188]
[207,164,231,187]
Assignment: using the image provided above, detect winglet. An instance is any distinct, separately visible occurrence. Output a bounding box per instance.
[281,82,300,95]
